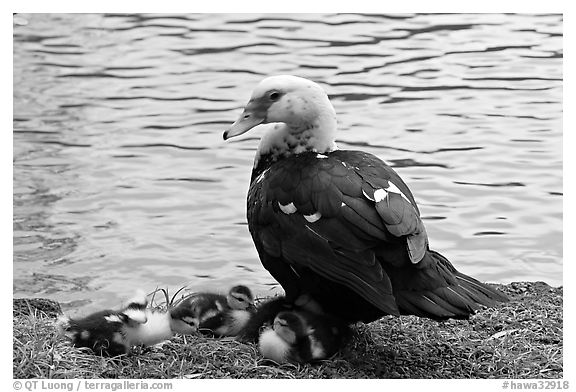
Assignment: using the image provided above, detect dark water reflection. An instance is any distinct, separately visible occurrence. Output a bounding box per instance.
[13,13,562,312]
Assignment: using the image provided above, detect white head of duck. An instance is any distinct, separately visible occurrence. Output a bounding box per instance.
[223,75,338,166]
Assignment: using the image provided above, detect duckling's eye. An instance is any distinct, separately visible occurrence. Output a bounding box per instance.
[269,91,281,101]
[181,316,197,327]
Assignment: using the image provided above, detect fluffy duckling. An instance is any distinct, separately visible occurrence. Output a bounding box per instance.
[57,291,196,356]
[259,311,313,364]
[236,295,292,342]
[57,291,148,356]
[57,309,133,356]
[300,311,349,361]
[236,293,326,342]
[169,285,255,337]
[258,310,348,364]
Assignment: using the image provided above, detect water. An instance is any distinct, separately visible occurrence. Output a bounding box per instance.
[13,13,563,313]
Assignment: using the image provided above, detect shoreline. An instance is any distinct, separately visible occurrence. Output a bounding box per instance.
[13,281,562,379]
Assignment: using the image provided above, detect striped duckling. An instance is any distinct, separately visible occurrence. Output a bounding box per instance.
[170,285,255,337]
[258,309,348,364]
[57,290,196,356]
[236,294,324,342]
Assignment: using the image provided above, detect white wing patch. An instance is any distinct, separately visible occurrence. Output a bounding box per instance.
[373,189,387,203]
[279,202,297,214]
[365,183,412,205]
[304,211,322,223]
[386,182,412,203]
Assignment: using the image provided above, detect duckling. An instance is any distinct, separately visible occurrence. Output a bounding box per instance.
[57,309,132,356]
[57,290,197,356]
[299,310,349,361]
[236,295,292,342]
[258,311,313,364]
[56,290,149,356]
[169,285,255,337]
[236,294,325,342]
[122,300,174,348]
[258,310,348,364]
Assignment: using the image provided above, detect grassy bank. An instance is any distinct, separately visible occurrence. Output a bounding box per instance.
[13,281,562,379]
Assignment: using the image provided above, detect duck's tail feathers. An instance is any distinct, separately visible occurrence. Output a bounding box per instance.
[395,250,509,320]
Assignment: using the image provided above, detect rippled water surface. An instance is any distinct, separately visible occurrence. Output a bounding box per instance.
[13,13,563,312]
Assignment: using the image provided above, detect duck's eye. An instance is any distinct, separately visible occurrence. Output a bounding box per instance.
[269,91,281,101]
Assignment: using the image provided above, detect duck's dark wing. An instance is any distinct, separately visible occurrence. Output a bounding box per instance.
[248,151,426,317]
[248,150,507,321]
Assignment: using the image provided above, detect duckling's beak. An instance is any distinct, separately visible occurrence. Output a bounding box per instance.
[223,100,267,140]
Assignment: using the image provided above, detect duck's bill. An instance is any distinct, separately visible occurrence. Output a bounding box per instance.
[223,103,266,140]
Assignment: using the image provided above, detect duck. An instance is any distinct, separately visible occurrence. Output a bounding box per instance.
[223,75,509,324]
[169,285,255,337]
[57,290,197,356]
[258,310,348,364]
